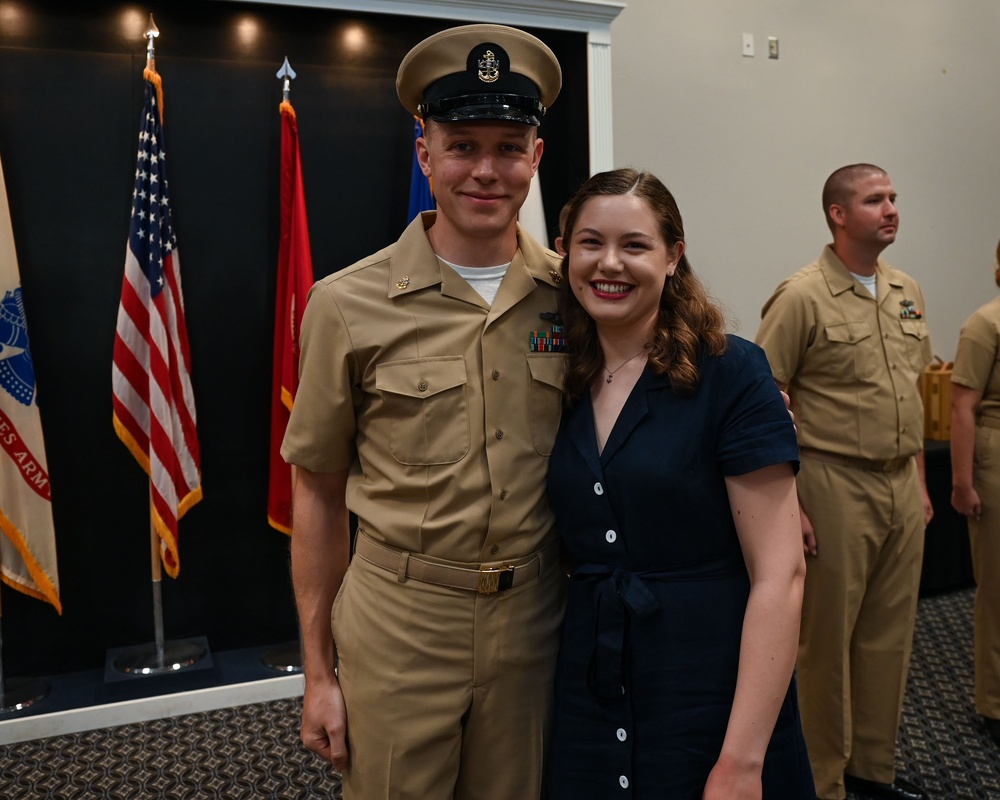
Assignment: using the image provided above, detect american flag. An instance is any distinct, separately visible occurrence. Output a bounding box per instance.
[112,76,201,578]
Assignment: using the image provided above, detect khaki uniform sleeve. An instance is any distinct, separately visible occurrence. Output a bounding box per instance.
[913,282,934,370]
[953,309,999,391]
[755,280,815,387]
[280,281,359,473]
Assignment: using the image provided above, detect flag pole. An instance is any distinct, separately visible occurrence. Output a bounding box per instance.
[109,17,206,676]
[111,495,206,676]
[149,486,166,668]
[0,571,49,713]
[262,58,305,674]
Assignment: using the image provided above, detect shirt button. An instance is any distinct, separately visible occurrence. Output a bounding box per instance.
[594,482,604,495]
[417,380,428,392]
[499,489,508,500]
[495,430,504,439]
[619,776,629,789]
[606,530,617,543]
[492,370,500,380]
[616,728,627,741]
[490,544,500,555]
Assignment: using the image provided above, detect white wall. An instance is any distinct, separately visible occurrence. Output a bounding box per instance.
[609,0,1000,357]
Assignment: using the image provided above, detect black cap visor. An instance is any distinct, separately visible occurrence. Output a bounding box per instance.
[421,93,544,126]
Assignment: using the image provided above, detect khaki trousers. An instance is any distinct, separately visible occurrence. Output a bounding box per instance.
[796,457,924,800]
[970,425,1000,718]
[331,550,566,800]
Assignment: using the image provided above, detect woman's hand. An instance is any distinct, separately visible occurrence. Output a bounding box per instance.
[703,754,762,800]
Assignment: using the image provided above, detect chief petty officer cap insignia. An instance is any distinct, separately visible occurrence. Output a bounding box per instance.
[396,24,562,127]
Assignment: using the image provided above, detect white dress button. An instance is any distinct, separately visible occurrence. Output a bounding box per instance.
[619,775,629,788]
[594,482,604,495]
[616,728,627,741]
[605,530,617,543]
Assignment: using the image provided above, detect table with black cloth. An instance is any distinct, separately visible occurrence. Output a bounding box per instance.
[921,440,974,595]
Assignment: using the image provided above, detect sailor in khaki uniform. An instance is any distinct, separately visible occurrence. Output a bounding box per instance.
[756,165,933,800]
[281,24,567,800]
[950,241,1000,746]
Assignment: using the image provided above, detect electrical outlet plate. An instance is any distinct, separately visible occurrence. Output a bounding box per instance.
[768,37,779,59]
[742,32,754,57]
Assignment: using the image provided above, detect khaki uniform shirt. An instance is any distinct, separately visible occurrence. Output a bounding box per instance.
[953,295,1000,427]
[281,212,566,563]
[755,245,932,459]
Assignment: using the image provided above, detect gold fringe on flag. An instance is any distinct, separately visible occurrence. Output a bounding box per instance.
[143,67,164,124]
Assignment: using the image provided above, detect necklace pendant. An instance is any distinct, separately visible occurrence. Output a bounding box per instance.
[606,373,613,384]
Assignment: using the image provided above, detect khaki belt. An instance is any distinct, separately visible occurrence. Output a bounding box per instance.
[979,417,1000,430]
[799,446,909,473]
[354,532,543,595]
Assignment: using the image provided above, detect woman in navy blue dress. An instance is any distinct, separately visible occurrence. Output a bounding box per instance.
[547,169,816,799]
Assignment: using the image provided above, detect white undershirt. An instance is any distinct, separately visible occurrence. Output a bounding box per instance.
[439,258,511,305]
[851,271,878,299]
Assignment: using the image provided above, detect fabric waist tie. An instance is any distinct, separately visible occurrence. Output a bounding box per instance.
[572,558,744,701]
[799,446,911,473]
[354,531,547,595]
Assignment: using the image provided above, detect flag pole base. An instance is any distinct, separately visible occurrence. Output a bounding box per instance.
[261,641,303,674]
[0,677,49,714]
[112,639,207,676]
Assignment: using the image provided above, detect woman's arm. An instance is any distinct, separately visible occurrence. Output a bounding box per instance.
[950,383,984,519]
[704,463,805,800]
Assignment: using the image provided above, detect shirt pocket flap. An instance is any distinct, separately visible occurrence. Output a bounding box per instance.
[376,357,467,399]
[526,352,567,392]
[825,321,872,345]
[899,319,929,340]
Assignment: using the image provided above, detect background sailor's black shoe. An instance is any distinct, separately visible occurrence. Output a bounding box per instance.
[845,774,928,800]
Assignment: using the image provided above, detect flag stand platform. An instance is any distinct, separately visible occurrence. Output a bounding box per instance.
[0,677,49,714]
[261,641,303,674]
[111,638,208,676]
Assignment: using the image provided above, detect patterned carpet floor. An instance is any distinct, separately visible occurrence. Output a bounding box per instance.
[0,588,996,799]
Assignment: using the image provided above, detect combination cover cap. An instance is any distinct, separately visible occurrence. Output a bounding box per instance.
[397,24,562,126]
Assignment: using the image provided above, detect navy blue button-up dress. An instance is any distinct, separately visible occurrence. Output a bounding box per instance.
[547,336,815,799]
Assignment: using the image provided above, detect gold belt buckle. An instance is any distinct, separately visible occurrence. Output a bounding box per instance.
[478,565,516,594]
[882,457,904,472]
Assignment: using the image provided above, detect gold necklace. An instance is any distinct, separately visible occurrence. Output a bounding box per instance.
[605,349,647,383]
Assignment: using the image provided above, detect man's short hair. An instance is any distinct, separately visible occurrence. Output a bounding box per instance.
[821,164,888,233]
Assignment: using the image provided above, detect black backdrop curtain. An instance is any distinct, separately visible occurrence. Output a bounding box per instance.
[0,0,589,676]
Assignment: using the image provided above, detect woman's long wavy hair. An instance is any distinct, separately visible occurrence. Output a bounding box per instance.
[558,169,728,408]
[994,238,999,288]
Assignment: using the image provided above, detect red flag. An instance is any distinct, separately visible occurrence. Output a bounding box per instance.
[112,71,201,577]
[268,99,314,534]
[0,151,61,613]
